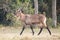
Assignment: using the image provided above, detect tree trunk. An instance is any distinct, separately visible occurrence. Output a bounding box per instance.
[52,0,57,27]
[34,0,38,14]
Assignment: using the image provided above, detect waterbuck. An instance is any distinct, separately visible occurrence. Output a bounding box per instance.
[14,9,51,35]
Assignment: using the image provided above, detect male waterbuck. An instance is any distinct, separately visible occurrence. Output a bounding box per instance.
[14,9,51,35]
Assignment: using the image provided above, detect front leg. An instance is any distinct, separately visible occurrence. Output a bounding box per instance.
[30,25,34,35]
[20,26,25,35]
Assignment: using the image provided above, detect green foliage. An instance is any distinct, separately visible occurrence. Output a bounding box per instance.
[0,0,34,27]
[5,0,34,26]
[6,13,22,27]
[6,13,15,26]
[0,0,60,27]
[47,18,53,27]
[9,0,34,14]
[20,0,34,14]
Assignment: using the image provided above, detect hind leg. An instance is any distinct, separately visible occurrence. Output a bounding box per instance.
[30,25,34,35]
[38,27,43,35]
[20,26,25,35]
[46,27,51,35]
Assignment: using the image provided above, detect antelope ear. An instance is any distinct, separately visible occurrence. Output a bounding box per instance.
[20,8,23,13]
[16,8,23,13]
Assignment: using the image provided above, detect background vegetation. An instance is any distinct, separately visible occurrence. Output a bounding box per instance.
[0,0,60,27]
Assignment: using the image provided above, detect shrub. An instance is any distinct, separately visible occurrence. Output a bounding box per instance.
[47,18,53,27]
[6,13,22,27]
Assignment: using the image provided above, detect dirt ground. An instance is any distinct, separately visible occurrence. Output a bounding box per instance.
[0,27,60,40]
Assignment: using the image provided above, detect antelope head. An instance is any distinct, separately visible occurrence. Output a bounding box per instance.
[14,8,26,21]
